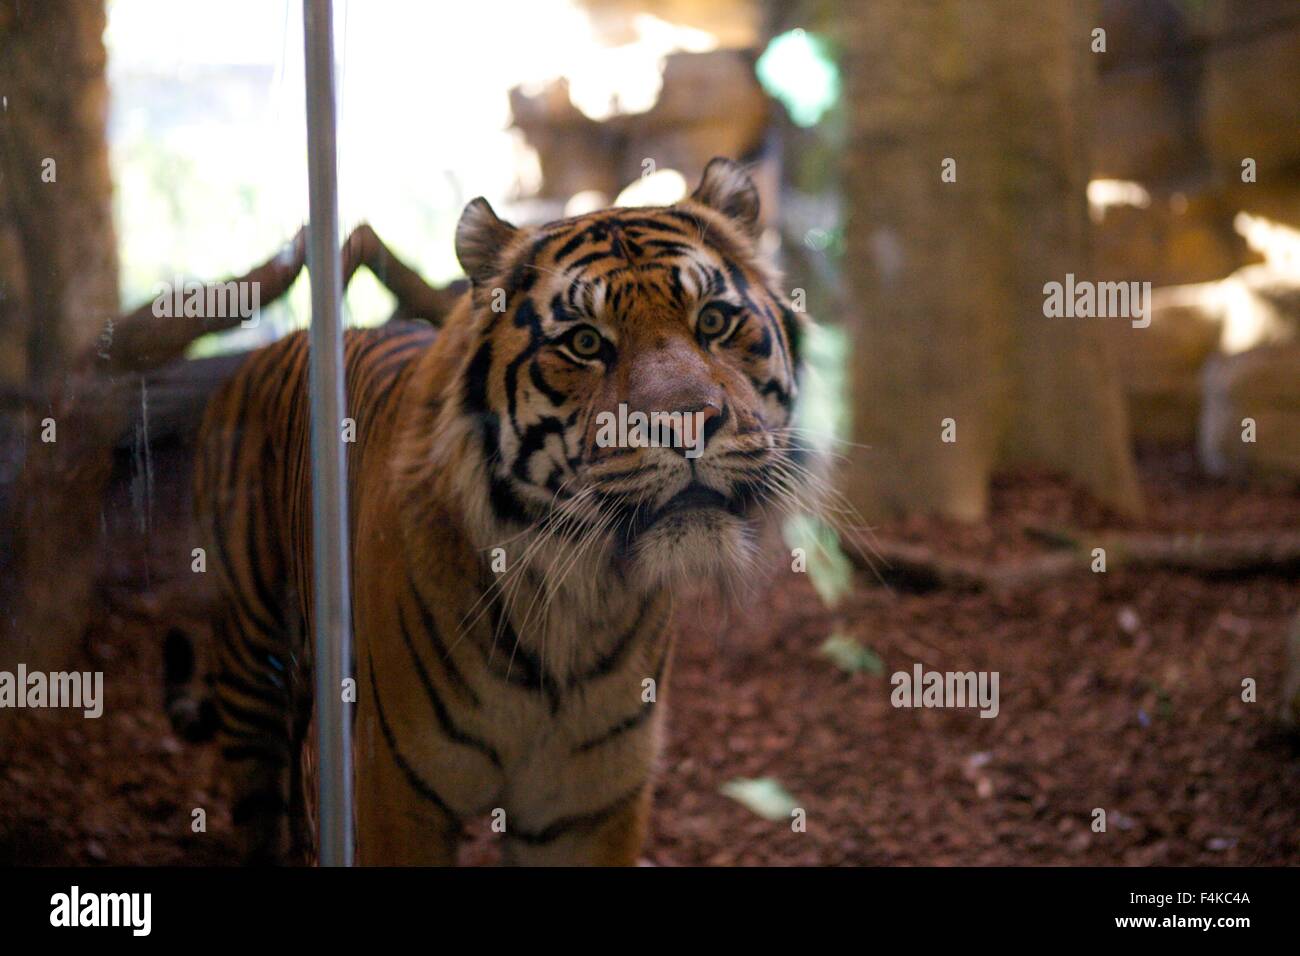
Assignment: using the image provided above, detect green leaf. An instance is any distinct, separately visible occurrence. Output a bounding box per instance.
[720,777,799,821]
[819,632,884,675]
[785,514,853,608]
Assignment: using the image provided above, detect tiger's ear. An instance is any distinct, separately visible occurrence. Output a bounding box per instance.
[689,157,761,238]
[455,197,518,285]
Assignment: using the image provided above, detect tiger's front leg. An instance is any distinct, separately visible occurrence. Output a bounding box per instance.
[499,692,667,866]
[501,783,652,866]
[355,729,460,865]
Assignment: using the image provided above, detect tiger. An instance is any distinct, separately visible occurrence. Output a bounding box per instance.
[191,158,809,864]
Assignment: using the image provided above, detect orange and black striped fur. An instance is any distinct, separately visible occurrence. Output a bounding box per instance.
[192,159,809,864]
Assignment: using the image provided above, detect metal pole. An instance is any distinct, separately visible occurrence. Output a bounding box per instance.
[303,0,354,867]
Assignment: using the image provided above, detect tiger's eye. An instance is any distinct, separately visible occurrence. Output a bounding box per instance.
[568,326,603,358]
[698,307,728,338]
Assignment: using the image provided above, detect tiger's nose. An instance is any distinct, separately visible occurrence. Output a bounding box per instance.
[679,400,726,452]
[690,400,724,428]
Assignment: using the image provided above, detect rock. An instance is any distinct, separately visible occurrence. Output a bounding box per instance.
[1198,344,1300,478]
[1094,70,1196,185]
[1093,186,1246,289]
[1093,0,1197,182]
[1117,282,1224,442]
[1202,16,1300,175]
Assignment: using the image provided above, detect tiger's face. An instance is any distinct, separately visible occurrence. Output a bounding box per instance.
[447,159,807,594]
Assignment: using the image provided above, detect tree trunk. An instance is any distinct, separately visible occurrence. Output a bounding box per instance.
[840,0,1142,520]
[0,0,119,391]
[0,0,117,671]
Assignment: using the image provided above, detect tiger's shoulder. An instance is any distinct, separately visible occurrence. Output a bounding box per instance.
[203,320,438,431]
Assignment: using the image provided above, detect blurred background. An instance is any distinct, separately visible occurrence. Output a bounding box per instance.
[0,0,1298,865]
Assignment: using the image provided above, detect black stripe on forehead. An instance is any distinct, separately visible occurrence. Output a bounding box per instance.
[660,209,750,262]
[551,217,636,266]
[499,210,699,288]
[707,265,726,297]
[667,265,686,307]
[642,238,695,257]
[549,292,580,324]
[497,219,611,296]
[496,210,773,334]
[564,277,597,314]
[556,221,660,274]
[607,214,693,236]
[566,248,621,271]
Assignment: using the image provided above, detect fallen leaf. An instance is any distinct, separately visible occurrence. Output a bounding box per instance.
[720,777,799,821]
[819,632,884,675]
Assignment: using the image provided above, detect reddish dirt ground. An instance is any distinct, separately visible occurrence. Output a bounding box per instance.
[2,445,1298,866]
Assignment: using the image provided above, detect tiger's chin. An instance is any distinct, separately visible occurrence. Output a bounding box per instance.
[623,507,762,594]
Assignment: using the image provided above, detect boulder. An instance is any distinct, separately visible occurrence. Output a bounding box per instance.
[1199,344,1300,479]
[1092,189,1244,288]
[1201,11,1300,175]
[1119,282,1224,442]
